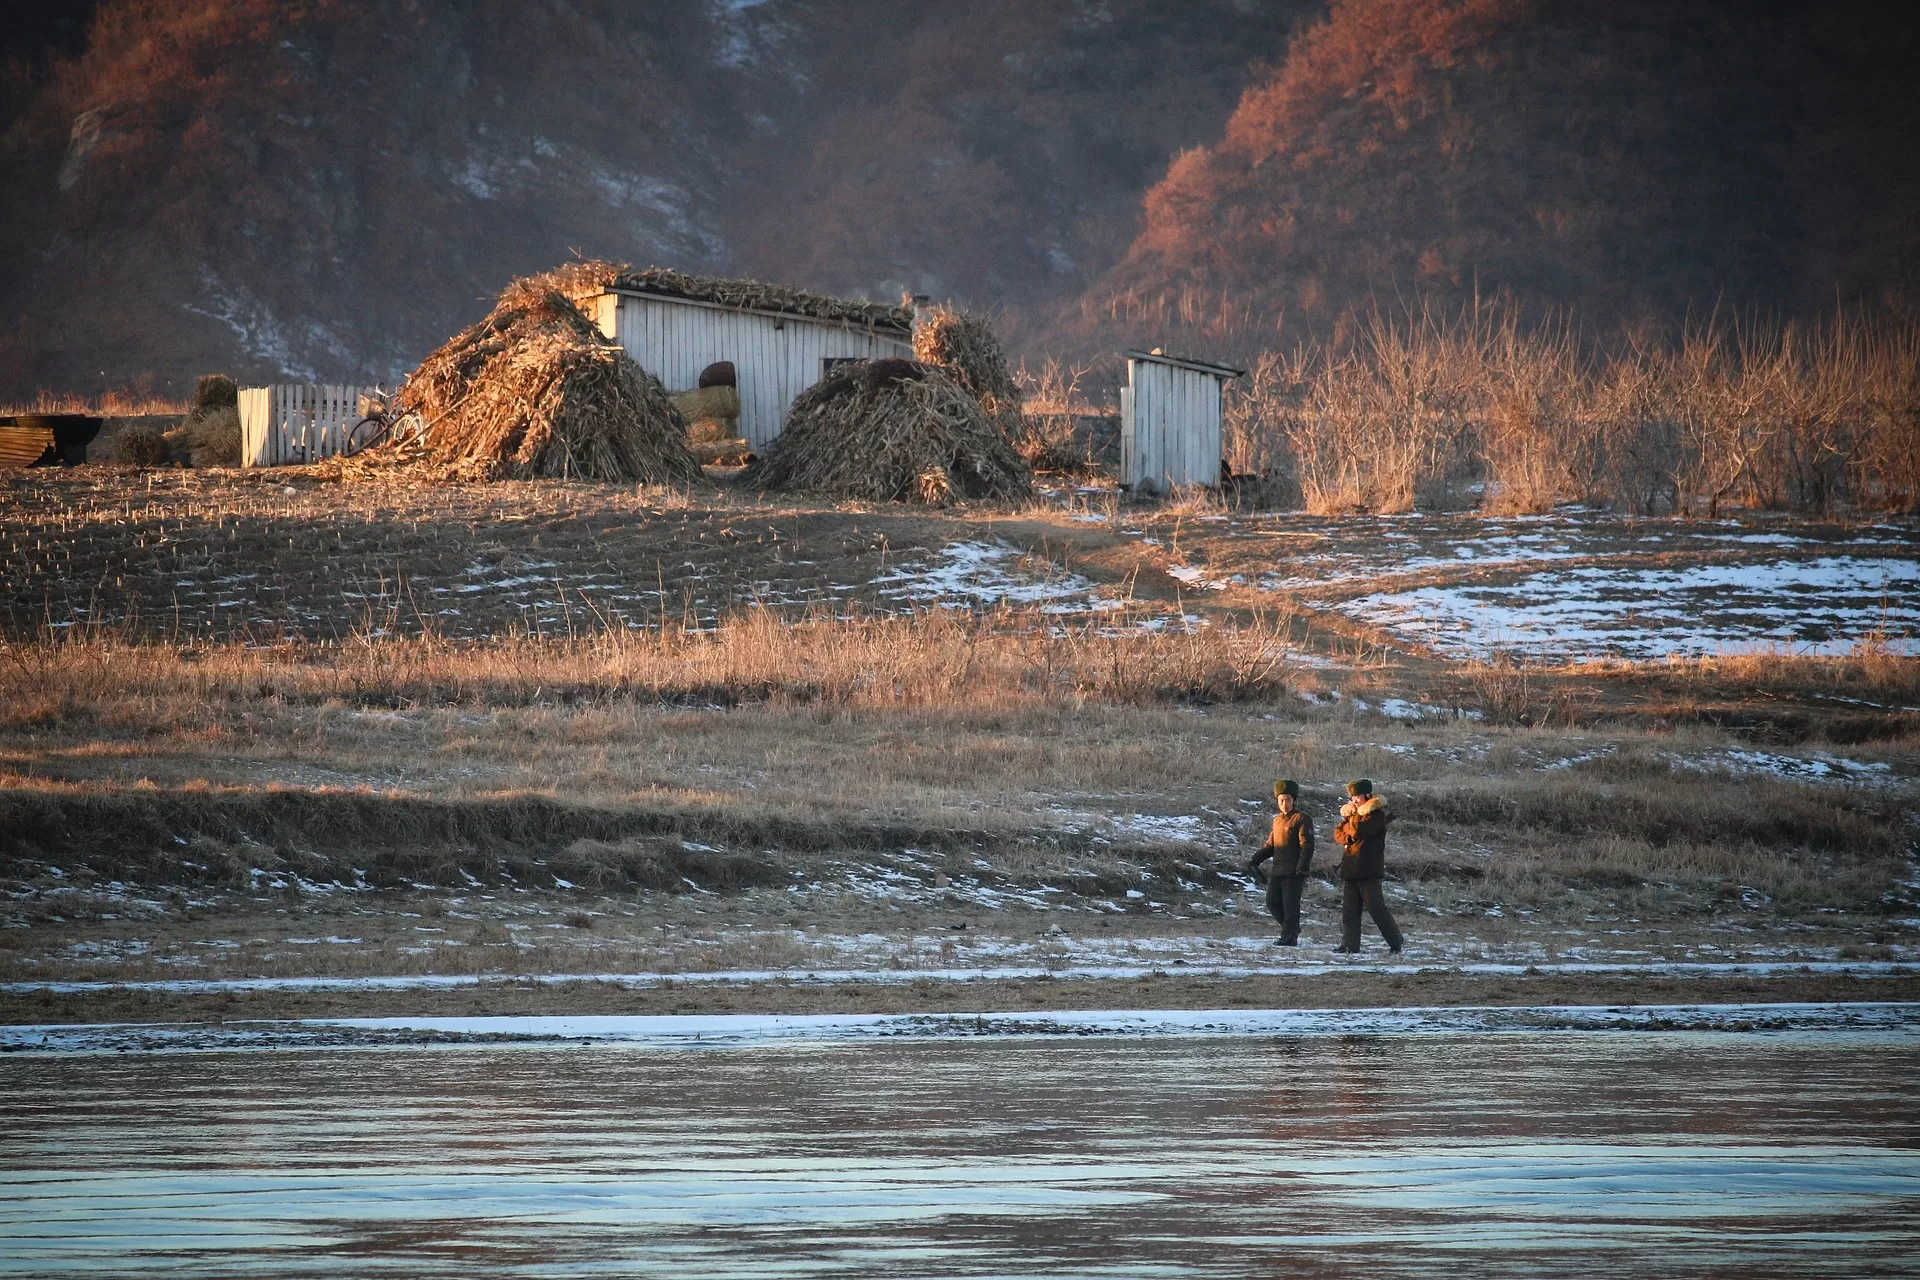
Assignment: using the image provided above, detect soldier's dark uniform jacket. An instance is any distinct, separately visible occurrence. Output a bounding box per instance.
[1332,793,1403,953]
[1252,810,1314,876]
[1332,797,1389,879]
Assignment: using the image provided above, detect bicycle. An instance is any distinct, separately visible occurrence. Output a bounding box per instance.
[345,393,426,455]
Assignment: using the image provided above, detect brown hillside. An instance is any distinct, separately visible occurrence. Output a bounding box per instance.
[1083,0,1920,354]
[0,0,1309,397]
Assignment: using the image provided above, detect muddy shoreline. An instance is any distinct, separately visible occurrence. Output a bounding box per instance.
[6,968,1915,1027]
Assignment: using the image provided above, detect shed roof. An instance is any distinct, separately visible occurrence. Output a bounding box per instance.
[1123,349,1246,379]
[607,266,915,336]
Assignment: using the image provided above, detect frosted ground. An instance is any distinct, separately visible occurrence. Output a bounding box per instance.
[2,474,1915,1027]
[850,506,1920,661]
[11,725,1917,990]
[1128,511,1920,661]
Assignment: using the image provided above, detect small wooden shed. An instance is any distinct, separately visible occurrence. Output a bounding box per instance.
[581,268,915,448]
[1119,349,1245,493]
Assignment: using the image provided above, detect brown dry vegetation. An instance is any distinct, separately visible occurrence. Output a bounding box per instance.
[1221,304,1920,516]
[0,471,1913,1001]
[0,389,186,417]
[2,612,1911,949]
[1091,0,1920,345]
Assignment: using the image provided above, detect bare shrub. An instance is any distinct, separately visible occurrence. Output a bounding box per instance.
[108,423,172,466]
[1220,348,1305,492]
[1479,314,1585,514]
[1194,299,1920,516]
[1280,307,1482,513]
[188,405,241,467]
[1465,652,1579,726]
[1853,317,1920,512]
[1012,357,1100,472]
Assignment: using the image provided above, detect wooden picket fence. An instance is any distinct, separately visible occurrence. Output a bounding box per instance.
[238,384,380,467]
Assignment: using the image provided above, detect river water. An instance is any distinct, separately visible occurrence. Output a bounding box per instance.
[3,1030,1917,1276]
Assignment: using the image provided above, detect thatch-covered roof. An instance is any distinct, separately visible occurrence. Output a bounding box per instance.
[605,265,915,335]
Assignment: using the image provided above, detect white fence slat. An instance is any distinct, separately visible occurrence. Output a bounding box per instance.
[237,383,380,467]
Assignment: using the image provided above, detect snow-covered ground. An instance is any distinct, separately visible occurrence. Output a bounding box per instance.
[1097,511,1920,661]
[1344,556,1920,660]
[871,539,1123,613]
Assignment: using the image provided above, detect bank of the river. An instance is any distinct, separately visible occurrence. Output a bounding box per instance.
[6,965,1916,1027]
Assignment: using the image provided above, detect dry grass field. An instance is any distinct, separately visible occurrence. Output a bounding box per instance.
[1,467,1915,1021]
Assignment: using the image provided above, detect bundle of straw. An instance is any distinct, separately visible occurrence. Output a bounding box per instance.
[912,305,1024,440]
[746,358,1031,503]
[383,266,699,484]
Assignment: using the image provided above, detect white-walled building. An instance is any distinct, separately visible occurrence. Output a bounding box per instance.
[1118,349,1245,493]
[582,269,915,447]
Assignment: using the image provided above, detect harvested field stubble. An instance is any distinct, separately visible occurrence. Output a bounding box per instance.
[749,358,1031,503]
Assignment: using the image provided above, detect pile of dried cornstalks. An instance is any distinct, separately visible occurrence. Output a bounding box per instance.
[913,304,1024,439]
[746,358,1031,503]
[359,266,699,484]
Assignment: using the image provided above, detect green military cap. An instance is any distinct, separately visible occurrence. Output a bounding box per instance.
[1273,779,1298,798]
[1345,778,1373,796]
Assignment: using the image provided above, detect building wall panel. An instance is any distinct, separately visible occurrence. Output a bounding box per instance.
[1122,358,1229,492]
[610,294,909,446]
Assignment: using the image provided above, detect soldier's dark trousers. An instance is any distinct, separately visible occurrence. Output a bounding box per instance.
[1340,878,1403,952]
[1265,874,1305,944]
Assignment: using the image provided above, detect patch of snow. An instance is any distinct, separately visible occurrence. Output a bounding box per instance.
[1166,564,1229,591]
[453,158,497,199]
[180,268,356,383]
[1344,556,1920,660]
[874,540,1117,613]
[1673,748,1897,786]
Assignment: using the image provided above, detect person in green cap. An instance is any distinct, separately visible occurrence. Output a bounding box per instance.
[1332,779,1404,954]
[1247,780,1314,945]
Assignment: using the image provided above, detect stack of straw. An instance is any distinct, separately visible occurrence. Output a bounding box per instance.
[379,266,699,484]
[746,358,1031,503]
[912,305,1024,440]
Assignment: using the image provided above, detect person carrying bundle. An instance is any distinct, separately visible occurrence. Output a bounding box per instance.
[1247,780,1314,946]
[1332,779,1404,955]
